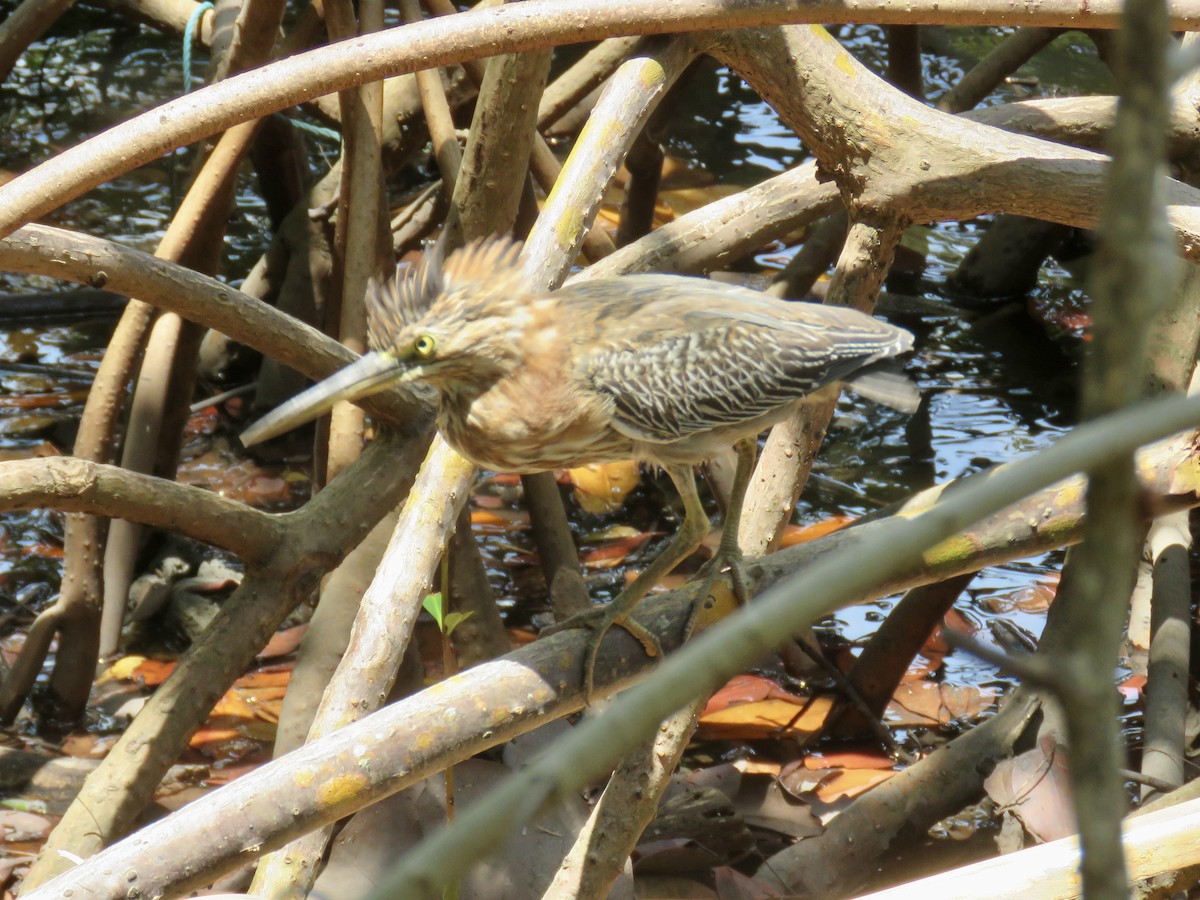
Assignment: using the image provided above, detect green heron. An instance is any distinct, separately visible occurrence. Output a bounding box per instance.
[242,237,916,689]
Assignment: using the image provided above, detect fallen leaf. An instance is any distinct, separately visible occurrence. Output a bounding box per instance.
[59,733,116,760]
[580,531,655,568]
[984,738,1074,843]
[259,624,307,659]
[1118,672,1146,700]
[1013,579,1059,612]
[99,655,148,682]
[704,674,802,713]
[469,508,529,530]
[801,750,895,771]
[780,764,896,803]
[730,758,782,776]
[886,681,997,726]
[978,578,1059,614]
[698,695,833,740]
[569,461,641,514]
[777,516,857,547]
[920,607,976,661]
[20,542,63,559]
[0,810,53,842]
[100,656,175,686]
[732,776,823,839]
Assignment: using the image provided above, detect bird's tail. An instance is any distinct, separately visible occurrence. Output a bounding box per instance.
[843,365,921,413]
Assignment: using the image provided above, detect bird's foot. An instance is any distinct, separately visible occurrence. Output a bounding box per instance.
[542,603,662,700]
[684,544,751,639]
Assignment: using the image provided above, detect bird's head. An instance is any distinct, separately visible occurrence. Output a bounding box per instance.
[241,236,531,447]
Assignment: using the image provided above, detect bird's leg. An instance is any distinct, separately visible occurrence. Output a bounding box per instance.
[544,462,709,698]
[687,437,757,636]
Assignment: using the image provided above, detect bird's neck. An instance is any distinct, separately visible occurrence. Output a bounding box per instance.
[432,359,509,406]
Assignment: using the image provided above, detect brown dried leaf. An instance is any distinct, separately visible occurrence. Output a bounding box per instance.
[886,681,998,726]
[580,531,655,569]
[258,624,307,659]
[779,763,896,803]
[984,740,1074,843]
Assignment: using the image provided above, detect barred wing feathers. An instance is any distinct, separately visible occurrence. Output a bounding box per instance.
[577,276,913,444]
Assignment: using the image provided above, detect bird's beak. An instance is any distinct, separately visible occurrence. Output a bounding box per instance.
[240,350,405,446]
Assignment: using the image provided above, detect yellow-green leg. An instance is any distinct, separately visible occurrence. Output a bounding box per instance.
[546,461,710,698]
[687,437,757,634]
[547,439,759,699]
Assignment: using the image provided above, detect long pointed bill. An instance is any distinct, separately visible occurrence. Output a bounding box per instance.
[240,351,405,447]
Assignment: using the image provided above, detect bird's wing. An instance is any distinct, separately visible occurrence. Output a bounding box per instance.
[574,275,913,443]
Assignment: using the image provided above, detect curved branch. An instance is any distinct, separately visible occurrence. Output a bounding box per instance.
[0,458,281,562]
[361,418,1200,895]
[0,225,426,430]
[0,0,1194,236]
[577,161,840,278]
[709,26,1200,259]
[85,0,214,42]
[572,89,1200,279]
[937,27,1062,113]
[0,0,76,82]
[524,35,699,289]
[963,94,1200,161]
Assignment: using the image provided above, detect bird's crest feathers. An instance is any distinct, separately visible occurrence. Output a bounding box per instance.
[366,235,527,351]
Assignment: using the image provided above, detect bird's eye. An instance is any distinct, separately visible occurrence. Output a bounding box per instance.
[413,334,437,357]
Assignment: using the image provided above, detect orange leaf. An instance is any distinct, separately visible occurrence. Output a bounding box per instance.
[800,767,896,803]
[1119,673,1146,700]
[731,757,783,776]
[470,508,529,529]
[209,693,259,720]
[259,624,307,659]
[105,657,176,686]
[189,726,243,746]
[777,516,857,547]
[21,543,63,559]
[698,695,833,740]
[704,674,802,712]
[1013,580,1058,612]
[801,750,896,770]
[233,667,292,690]
[580,532,655,569]
[568,461,641,514]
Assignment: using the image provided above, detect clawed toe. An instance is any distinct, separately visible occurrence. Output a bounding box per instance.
[696,547,750,606]
[543,605,662,700]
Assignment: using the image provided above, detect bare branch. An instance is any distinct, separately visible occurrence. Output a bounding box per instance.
[0,458,280,562]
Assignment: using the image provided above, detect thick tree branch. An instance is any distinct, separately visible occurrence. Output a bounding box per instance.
[0,458,280,562]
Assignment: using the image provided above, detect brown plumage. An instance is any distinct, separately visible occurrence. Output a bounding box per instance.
[243,236,917,691]
[358,236,915,470]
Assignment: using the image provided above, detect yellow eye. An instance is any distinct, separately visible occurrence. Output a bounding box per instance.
[413,334,437,357]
